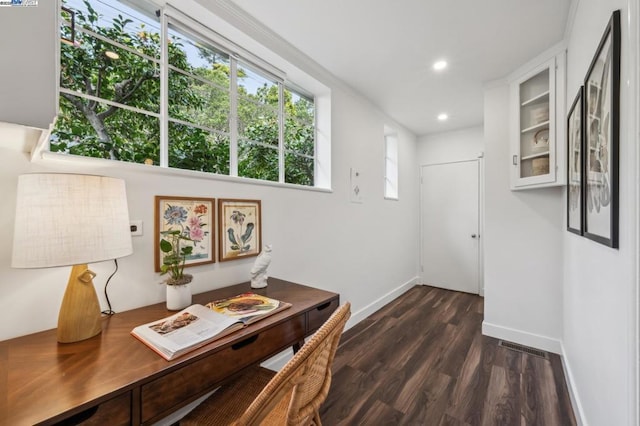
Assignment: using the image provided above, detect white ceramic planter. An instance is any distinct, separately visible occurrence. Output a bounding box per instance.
[166,283,192,310]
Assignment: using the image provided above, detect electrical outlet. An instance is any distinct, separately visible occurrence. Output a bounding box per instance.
[130,220,143,236]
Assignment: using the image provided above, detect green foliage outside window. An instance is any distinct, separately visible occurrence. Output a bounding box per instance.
[52,0,315,186]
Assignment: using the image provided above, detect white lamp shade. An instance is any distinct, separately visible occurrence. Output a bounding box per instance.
[12,173,133,268]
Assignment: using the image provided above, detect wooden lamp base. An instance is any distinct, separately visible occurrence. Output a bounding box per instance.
[57,264,103,343]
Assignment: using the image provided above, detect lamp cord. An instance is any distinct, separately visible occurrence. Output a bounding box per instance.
[102,259,118,316]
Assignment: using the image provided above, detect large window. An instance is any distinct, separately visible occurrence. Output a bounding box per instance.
[53,0,316,187]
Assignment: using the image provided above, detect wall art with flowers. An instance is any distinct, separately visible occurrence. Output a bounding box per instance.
[218,199,261,262]
[154,196,215,272]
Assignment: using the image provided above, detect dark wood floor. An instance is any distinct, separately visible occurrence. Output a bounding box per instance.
[319,286,576,426]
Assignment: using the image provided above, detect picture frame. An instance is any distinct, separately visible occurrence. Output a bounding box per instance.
[583,10,620,248]
[567,87,584,235]
[218,199,262,262]
[155,196,216,272]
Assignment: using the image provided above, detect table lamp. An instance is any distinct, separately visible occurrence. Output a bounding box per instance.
[11,173,133,343]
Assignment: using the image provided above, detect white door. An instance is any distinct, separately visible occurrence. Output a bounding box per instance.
[421,160,480,294]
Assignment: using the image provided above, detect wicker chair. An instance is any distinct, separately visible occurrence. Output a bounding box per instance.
[181,302,351,426]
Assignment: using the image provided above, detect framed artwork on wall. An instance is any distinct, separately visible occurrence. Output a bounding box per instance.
[567,87,584,235]
[583,10,620,248]
[154,196,216,272]
[218,199,262,262]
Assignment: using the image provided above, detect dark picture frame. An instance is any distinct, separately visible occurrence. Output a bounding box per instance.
[567,87,584,235]
[583,10,620,248]
[154,196,216,272]
[218,199,262,262]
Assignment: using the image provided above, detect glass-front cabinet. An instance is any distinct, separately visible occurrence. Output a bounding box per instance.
[510,52,566,189]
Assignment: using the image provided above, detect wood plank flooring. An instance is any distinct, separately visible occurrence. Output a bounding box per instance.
[320,286,576,426]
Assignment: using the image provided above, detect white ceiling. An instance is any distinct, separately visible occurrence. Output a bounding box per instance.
[224,0,572,136]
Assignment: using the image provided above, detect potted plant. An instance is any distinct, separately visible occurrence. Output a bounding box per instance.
[160,230,194,309]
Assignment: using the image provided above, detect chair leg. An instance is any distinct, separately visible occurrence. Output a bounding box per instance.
[311,408,322,426]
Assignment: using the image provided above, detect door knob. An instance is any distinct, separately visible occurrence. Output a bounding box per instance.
[471,234,478,239]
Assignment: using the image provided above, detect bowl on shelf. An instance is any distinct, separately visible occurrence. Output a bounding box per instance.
[532,157,550,176]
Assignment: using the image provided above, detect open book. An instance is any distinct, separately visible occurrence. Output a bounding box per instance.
[132,293,291,360]
[205,293,291,324]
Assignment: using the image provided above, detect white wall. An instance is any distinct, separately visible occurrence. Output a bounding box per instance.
[0,3,420,341]
[482,83,564,353]
[0,1,57,128]
[417,126,484,165]
[563,1,639,425]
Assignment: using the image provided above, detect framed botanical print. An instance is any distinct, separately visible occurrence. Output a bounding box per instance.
[218,199,262,261]
[567,87,583,235]
[583,10,620,248]
[155,196,215,272]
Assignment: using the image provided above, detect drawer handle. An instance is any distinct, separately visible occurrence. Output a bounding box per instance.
[316,302,332,311]
[56,406,98,425]
[232,335,258,350]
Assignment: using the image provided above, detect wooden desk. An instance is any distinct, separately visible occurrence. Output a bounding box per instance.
[0,278,339,425]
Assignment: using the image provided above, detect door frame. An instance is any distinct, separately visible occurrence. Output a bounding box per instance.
[419,155,485,296]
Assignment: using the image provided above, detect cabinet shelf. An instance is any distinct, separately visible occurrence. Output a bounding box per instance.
[509,50,566,190]
[521,120,550,134]
[521,151,550,161]
[521,90,550,107]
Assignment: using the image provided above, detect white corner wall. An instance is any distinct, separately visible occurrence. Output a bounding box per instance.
[0,1,420,340]
[562,1,639,425]
[482,83,564,354]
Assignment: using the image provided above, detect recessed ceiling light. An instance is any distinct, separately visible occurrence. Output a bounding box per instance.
[433,60,448,71]
[437,113,448,121]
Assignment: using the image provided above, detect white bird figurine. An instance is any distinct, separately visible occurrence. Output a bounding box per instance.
[250,245,272,288]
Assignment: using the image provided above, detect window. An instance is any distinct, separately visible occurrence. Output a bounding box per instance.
[56,0,162,164]
[53,0,317,187]
[167,23,231,174]
[284,88,315,186]
[237,62,280,182]
[384,128,398,199]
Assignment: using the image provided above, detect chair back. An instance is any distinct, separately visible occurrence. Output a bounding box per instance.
[238,302,351,425]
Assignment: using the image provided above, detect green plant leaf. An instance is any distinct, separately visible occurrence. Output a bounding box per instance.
[160,239,172,253]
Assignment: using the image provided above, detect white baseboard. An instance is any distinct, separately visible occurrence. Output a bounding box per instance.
[559,342,586,426]
[262,276,419,372]
[482,321,562,354]
[345,276,419,331]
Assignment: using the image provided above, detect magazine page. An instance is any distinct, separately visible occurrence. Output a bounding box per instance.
[132,304,242,359]
[206,293,291,324]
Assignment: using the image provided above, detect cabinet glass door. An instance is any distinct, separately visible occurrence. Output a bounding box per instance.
[518,68,551,179]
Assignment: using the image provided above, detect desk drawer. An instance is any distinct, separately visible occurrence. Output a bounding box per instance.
[141,314,305,423]
[51,392,131,426]
[307,297,339,332]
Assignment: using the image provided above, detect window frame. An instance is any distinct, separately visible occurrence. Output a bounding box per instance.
[52,0,322,189]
